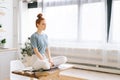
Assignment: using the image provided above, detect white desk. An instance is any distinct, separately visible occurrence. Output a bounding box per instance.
[12,64,86,80]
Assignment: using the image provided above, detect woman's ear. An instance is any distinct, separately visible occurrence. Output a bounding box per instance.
[37,23,39,27]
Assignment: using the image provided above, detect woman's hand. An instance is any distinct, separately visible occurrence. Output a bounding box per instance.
[46,47,54,67]
[49,59,54,67]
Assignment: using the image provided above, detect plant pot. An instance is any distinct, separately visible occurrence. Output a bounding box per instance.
[0,43,5,48]
[21,54,32,67]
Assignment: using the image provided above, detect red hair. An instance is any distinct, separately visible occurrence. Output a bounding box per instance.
[36,13,44,27]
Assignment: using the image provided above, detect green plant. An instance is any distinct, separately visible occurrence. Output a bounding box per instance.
[0,24,2,28]
[1,38,6,44]
[21,38,33,56]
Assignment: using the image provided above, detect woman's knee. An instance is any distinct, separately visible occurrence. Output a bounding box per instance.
[61,56,67,63]
[53,56,68,64]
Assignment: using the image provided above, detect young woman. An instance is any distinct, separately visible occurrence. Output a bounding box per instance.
[30,13,67,70]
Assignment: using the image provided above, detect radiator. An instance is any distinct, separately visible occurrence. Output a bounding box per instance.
[50,47,120,74]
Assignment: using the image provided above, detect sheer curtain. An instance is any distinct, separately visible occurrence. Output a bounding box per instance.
[44,0,78,46]
[110,0,120,44]
[44,0,106,47]
[45,5,78,41]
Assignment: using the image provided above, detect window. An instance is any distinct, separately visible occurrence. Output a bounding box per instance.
[80,2,105,42]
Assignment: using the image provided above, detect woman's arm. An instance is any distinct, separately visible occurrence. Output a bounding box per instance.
[33,48,44,60]
[46,47,52,61]
[46,47,54,66]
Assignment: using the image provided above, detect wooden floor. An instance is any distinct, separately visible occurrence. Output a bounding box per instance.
[59,75,87,80]
[60,69,120,80]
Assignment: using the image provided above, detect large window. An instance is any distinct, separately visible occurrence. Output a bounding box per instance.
[80,2,105,42]
[20,0,109,47]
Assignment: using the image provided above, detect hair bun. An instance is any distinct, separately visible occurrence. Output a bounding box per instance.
[37,13,43,19]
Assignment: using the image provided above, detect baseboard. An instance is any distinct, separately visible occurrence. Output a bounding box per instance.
[70,63,120,75]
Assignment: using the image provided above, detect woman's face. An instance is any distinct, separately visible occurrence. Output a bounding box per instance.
[37,20,46,31]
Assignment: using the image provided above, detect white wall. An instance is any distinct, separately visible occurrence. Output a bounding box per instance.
[13,0,22,48]
[0,0,13,48]
[0,0,21,48]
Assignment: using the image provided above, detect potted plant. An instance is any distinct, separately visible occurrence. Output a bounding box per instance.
[0,24,5,32]
[0,38,6,48]
[0,24,2,28]
[21,42,33,57]
[20,37,34,66]
[21,37,33,57]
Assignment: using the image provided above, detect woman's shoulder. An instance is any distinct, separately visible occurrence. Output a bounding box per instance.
[31,32,37,38]
[43,33,48,38]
